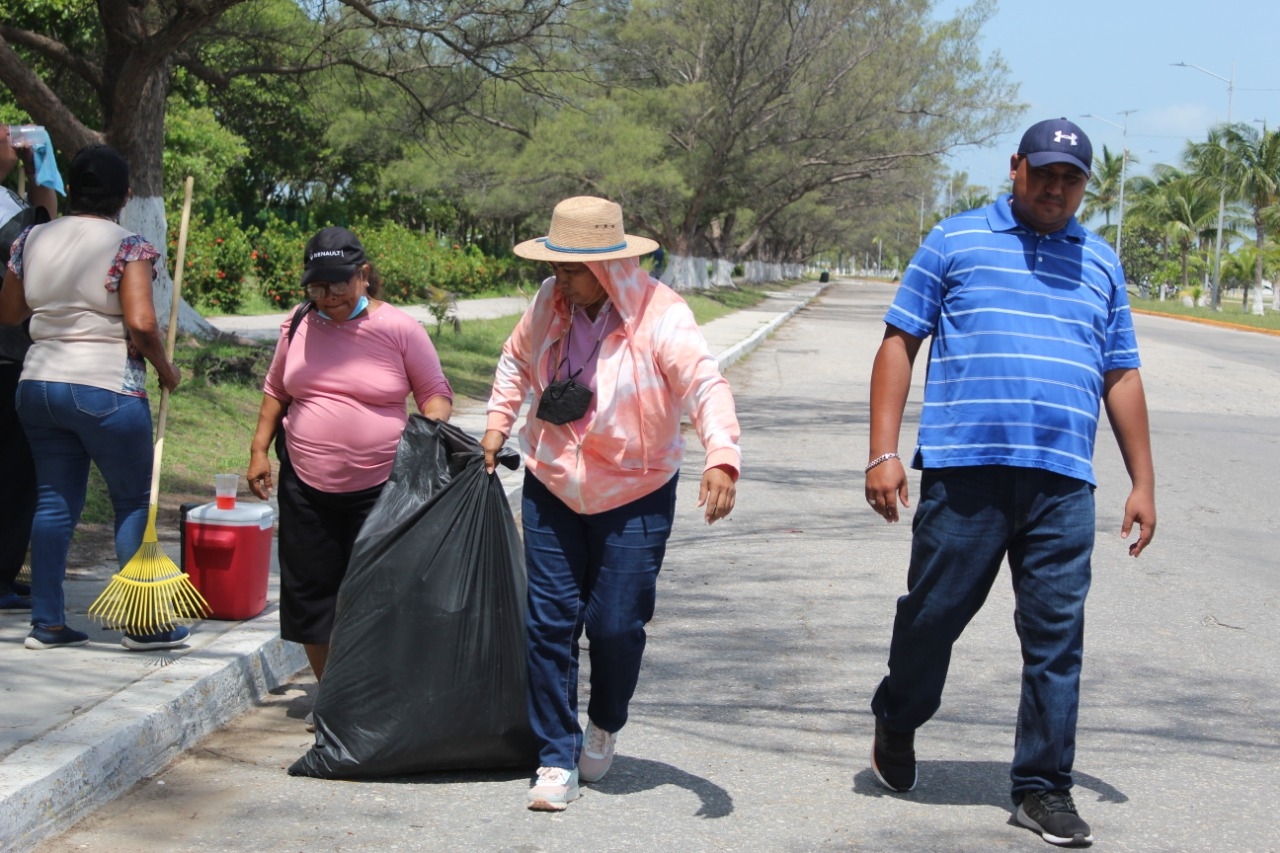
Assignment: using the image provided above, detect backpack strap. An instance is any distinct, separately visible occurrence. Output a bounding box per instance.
[274,299,314,463]
[286,300,315,344]
[0,204,47,265]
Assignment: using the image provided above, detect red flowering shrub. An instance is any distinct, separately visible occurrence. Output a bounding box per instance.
[170,209,254,313]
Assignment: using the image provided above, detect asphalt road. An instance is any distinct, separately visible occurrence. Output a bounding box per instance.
[37,280,1280,853]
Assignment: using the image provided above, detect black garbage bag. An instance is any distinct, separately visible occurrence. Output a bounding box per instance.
[289,416,538,778]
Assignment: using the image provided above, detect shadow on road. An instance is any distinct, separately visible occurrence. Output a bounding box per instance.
[587,755,734,818]
[851,761,1128,807]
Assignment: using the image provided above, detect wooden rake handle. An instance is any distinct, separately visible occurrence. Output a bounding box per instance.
[148,175,194,509]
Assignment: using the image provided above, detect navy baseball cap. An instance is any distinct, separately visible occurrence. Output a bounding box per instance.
[1017,118,1093,176]
[301,226,367,285]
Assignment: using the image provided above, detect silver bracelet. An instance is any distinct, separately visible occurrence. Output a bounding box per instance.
[865,452,900,472]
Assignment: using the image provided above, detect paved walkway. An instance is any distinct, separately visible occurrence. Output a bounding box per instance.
[0,283,827,853]
[207,295,537,340]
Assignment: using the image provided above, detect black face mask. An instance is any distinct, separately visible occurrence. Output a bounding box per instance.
[536,301,610,425]
[536,375,593,425]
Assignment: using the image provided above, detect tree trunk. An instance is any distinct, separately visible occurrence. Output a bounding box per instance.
[121,196,212,335]
[107,61,217,337]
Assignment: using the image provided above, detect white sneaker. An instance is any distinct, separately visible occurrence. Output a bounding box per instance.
[578,721,617,783]
[527,766,580,811]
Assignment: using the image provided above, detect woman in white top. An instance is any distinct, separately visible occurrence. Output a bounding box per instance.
[0,144,183,651]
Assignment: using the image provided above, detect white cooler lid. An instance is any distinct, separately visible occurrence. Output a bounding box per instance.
[187,501,275,529]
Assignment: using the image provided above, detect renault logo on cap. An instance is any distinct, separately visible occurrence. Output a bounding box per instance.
[1054,131,1078,146]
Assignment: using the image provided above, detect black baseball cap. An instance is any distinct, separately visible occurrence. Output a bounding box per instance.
[68,144,130,197]
[1017,118,1093,176]
[301,226,367,286]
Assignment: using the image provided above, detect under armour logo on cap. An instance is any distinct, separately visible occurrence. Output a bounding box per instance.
[1019,118,1093,176]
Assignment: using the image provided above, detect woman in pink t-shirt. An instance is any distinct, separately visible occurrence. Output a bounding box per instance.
[247,226,452,688]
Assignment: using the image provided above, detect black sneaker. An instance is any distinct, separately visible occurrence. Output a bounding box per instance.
[24,625,90,649]
[1017,789,1094,847]
[871,718,917,792]
[0,592,32,610]
[121,625,191,651]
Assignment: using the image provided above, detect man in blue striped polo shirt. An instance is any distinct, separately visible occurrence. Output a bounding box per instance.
[863,118,1156,848]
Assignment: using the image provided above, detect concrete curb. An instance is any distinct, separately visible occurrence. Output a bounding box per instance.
[715,283,829,371]
[1131,307,1280,337]
[0,610,306,853]
[0,282,828,853]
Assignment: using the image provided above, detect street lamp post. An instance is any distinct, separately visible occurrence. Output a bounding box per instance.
[1082,110,1137,260]
[1174,61,1235,311]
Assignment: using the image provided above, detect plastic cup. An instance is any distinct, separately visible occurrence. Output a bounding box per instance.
[8,125,42,146]
[215,474,238,510]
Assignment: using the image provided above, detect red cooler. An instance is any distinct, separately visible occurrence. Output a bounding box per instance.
[184,501,275,620]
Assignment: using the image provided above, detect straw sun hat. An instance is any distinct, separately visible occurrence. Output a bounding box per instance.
[514,196,659,262]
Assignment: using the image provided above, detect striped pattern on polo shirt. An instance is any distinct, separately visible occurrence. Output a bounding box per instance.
[885,195,1140,486]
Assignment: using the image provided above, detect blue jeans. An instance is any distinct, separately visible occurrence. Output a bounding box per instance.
[870,466,1095,801]
[16,381,154,629]
[522,471,678,770]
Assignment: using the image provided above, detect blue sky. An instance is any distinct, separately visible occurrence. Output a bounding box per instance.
[932,0,1280,196]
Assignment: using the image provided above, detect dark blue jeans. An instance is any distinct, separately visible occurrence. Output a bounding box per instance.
[16,381,154,629]
[870,466,1095,801]
[522,471,678,770]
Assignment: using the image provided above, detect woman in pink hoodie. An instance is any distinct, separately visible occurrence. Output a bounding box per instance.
[482,196,741,811]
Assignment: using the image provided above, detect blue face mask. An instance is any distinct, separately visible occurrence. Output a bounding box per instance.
[317,294,369,321]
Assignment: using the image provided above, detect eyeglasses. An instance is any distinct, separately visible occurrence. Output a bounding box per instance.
[306,280,353,300]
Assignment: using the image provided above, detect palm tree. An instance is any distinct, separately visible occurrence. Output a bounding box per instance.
[1083,145,1128,241]
[1188,123,1280,313]
[1222,244,1260,293]
[953,190,992,212]
[1128,166,1221,295]
[1262,205,1280,310]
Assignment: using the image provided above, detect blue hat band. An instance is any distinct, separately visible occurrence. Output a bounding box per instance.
[538,237,629,254]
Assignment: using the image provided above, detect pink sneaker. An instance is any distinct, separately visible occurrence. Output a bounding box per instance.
[527,766,580,811]
[578,721,617,783]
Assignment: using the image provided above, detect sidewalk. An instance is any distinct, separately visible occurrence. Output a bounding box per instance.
[207,295,537,341]
[0,282,827,853]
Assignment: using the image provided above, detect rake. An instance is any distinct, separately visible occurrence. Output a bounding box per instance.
[87,176,210,633]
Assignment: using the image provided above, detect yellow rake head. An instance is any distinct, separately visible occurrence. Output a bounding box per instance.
[87,540,210,634]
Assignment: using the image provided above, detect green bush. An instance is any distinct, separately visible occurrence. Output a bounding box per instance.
[172,209,255,313]
[357,221,517,301]
[165,211,522,314]
[253,215,308,309]
[435,242,518,298]
[358,220,427,302]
